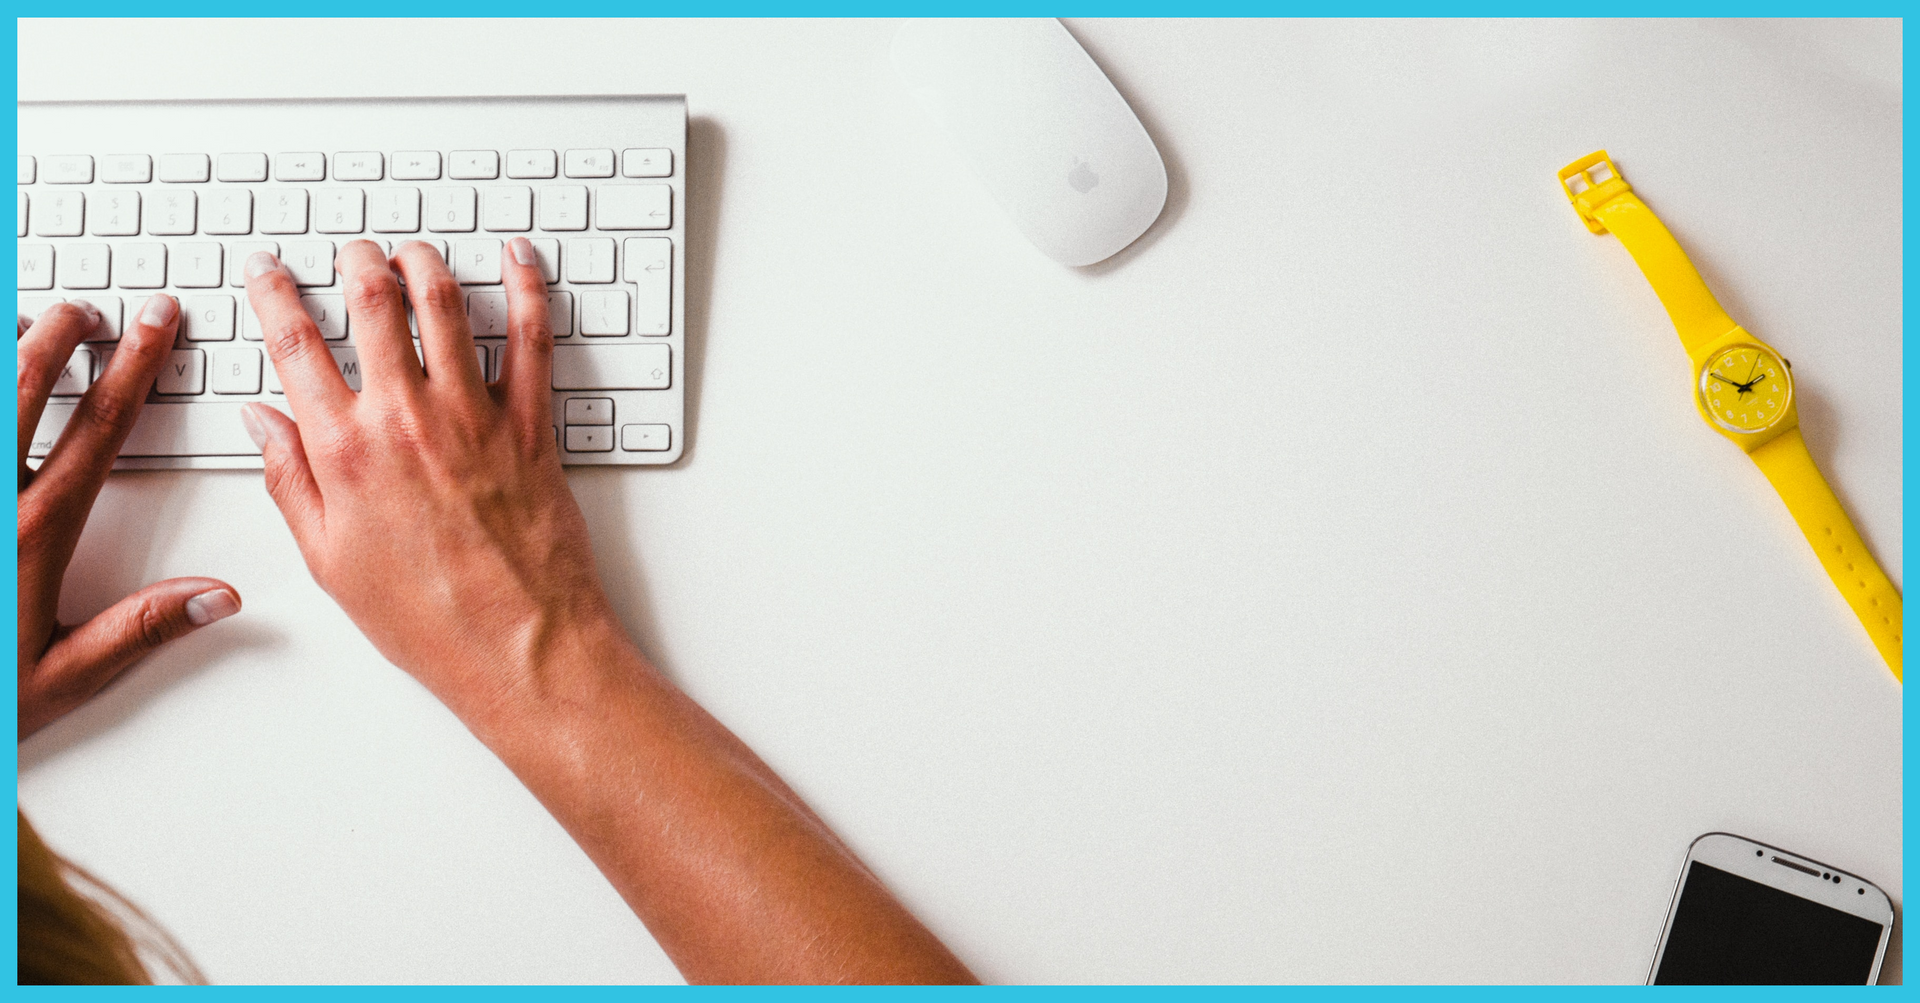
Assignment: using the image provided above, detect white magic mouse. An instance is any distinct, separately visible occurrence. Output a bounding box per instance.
[891,18,1169,267]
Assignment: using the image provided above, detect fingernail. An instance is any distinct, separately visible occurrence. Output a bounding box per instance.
[140,294,178,327]
[510,237,536,266]
[73,300,101,324]
[185,589,241,626]
[239,403,269,450]
[246,252,283,280]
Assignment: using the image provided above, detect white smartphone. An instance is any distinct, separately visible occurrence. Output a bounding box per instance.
[1648,832,1894,984]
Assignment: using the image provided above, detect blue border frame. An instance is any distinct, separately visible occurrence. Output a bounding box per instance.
[8,13,1908,988]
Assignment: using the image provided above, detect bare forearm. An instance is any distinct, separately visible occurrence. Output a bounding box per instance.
[469,622,976,985]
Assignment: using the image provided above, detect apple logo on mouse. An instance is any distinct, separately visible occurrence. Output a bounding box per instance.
[1067,159,1099,194]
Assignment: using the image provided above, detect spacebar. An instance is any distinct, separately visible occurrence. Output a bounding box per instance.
[29,402,264,458]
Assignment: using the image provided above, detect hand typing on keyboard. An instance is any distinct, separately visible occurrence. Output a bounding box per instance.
[18,294,242,738]
[230,238,976,984]
[236,237,614,715]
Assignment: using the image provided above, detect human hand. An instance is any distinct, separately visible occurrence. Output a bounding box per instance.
[18,297,242,739]
[239,239,622,727]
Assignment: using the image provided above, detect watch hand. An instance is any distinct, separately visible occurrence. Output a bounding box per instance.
[1708,373,1741,388]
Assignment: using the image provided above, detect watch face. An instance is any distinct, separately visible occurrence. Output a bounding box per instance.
[1699,345,1791,434]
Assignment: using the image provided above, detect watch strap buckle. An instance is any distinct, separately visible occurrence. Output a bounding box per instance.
[1558,151,1631,234]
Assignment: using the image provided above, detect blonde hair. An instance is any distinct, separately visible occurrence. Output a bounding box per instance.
[18,809,204,985]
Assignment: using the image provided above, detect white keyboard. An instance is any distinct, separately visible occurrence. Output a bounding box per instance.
[18,96,686,468]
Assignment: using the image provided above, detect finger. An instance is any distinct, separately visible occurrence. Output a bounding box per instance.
[22,577,239,739]
[29,295,178,510]
[244,251,353,422]
[240,403,328,558]
[392,240,483,395]
[337,239,426,398]
[498,237,556,434]
[16,301,102,464]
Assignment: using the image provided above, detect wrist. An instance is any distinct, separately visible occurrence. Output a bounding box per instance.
[436,607,659,749]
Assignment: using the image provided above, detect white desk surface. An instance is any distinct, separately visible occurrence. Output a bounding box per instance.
[18,18,1903,984]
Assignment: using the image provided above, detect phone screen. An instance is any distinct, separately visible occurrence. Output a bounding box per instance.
[1653,861,1885,984]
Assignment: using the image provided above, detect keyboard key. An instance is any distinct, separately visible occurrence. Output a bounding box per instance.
[596,184,671,230]
[90,191,140,236]
[203,189,252,234]
[624,237,672,335]
[33,191,84,236]
[467,292,509,336]
[242,296,266,341]
[314,188,365,233]
[52,347,93,396]
[116,243,167,289]
[392,151,442,181]
[211,348,262,394]
[18,156,35,184]
[538,186,588,231]
[101,154,153,183]
[477,344,493,380]
[300,295,348,340]
[507,150,557,179]
[370,187,421,233]
[331,346,363,390]
[482,187,533,232]
[35,400,269,457]
[19,244,54,289]
[551,344,669,390]
[17,191,25,237]
[58,244,110,290]
[565,237,615,283]
[17,296,62,323]
[69,297,122,342]
[621,423,672,451]
[44,155,94,184]
[228,241,279,286]
[451,238,502,284]
[565,426,614,452]
[564,149,615,178]
[547,290,574,336]
[158,153,211,183]
[450,151,499,180]
[334,152,384,181]
[528,237,561,283]
[157,349,206,394]
[427,187,477,232]
[284,241,337,287]
[622,149,673,178]
[565,397,614,425]
[275,152,325,182]
[261,189,310,234]
[579,290,629,336]
[183,295,236,341]
[217,153,268,182]
[149,191,197,235]
[174,243,223,288]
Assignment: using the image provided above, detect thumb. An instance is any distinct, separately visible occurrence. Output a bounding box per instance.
[241,402,326,554]
[23,578,240,739]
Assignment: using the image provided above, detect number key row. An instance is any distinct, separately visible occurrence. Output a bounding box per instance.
[19,185,670,238]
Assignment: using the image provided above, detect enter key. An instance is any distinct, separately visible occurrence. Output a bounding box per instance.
[623,237,672,336]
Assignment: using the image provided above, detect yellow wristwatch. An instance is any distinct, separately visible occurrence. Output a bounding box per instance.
[1557,150,1901,682]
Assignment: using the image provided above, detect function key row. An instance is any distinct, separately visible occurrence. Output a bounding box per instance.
[19,148,674,186]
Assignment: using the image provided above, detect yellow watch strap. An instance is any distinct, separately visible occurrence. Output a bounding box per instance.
[1749,429,1903,680]
[1557,152,1738,355]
